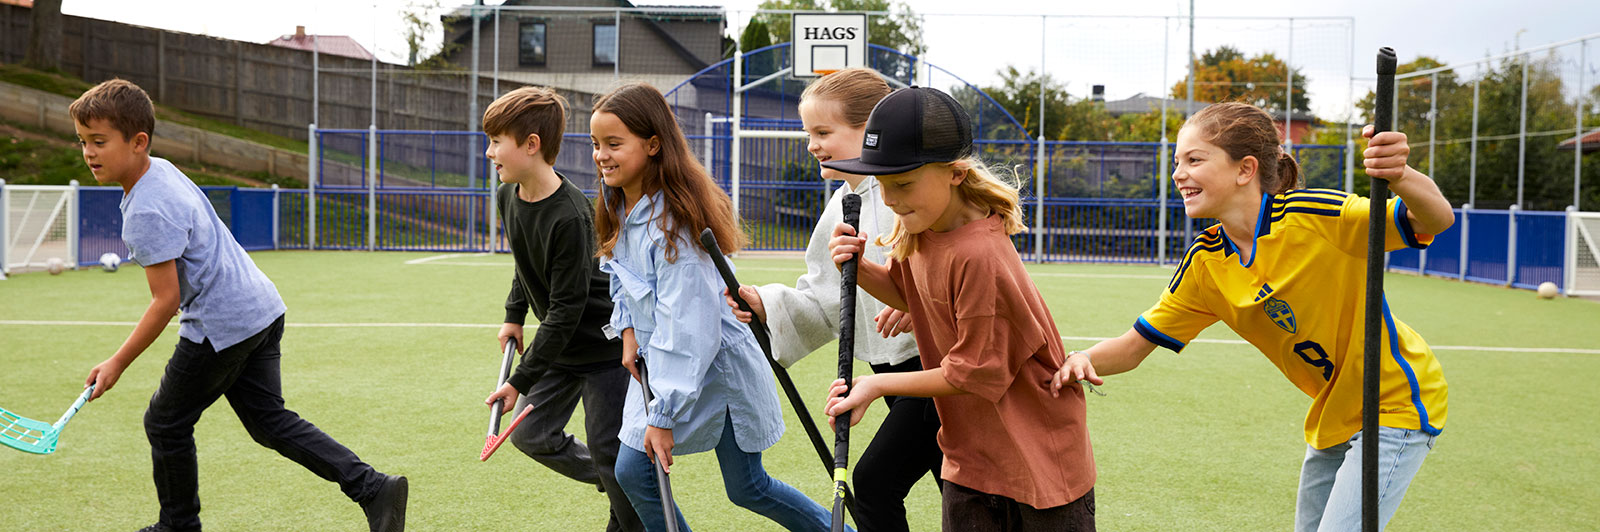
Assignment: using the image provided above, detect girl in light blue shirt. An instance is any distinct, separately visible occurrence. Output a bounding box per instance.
[591,82,847,532]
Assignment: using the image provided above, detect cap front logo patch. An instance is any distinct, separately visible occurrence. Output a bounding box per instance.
[864,132,880,149]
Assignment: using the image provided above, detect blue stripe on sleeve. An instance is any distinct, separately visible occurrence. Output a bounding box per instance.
[1134,316,1186,353]
[1392,198,1428,249]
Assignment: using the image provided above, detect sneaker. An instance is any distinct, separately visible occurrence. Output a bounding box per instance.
[137,524,188,532]
[360,474,408,532]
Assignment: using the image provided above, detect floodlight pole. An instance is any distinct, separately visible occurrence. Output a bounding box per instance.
[1034,15,1046,263]
[1158,16,1171,266]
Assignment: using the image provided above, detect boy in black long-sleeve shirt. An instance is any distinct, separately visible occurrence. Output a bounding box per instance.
[481,87,642,532]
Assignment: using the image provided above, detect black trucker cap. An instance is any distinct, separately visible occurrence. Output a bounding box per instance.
[821,86,973,175]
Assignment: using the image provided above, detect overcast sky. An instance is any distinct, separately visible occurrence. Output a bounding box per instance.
[61,0,1600,121]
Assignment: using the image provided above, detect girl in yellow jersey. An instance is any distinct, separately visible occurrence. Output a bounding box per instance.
[1051,102,1452,532]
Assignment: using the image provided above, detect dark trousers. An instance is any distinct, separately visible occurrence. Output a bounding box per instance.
[509,360,643,532]
[145,315,385,531]
[941,483,1095,532]
[854,358,945,532]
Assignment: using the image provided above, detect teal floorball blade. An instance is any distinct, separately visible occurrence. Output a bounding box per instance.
[1,385,93,455]
[1,407,60,454]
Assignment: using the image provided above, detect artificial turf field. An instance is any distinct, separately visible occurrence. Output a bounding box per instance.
[3,250,1597,530]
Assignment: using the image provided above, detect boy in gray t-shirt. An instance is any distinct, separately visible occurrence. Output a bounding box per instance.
[74,79,408,532]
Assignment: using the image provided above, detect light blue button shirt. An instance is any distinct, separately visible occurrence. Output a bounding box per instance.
[119,157,285,351]
[602,192,784,455]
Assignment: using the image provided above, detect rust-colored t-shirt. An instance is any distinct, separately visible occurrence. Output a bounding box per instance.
[887,215,1095,509]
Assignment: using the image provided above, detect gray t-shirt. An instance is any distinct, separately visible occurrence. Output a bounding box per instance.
[120,157,285,350]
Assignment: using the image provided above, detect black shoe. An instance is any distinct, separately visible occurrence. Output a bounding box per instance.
[137,524,189,532]
[360,474,408,532]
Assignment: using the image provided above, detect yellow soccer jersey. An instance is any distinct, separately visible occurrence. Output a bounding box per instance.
[1136,189,1447,449]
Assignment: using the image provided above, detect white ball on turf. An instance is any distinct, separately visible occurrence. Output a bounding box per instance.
[46,257,65,275]
[1537,281,1558,299]
[100,252,122,272]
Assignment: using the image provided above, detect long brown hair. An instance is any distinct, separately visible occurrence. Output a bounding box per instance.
[592,83,747,262]
[1184,102,1302,195]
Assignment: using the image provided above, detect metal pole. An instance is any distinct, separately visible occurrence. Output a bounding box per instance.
[1518,55,1529,208]
[1159,16,1171,265]
[0,178,7,275]
[614,10,621,79]
[1186,0,1196,118]
[732,26,743,219]
[1428,73,1438,177]
[272,184,281,250]
[370,9,377,128]
[1034,16,1046,262]
[368,125,378,251]
[68,179,79,268]
[469,3,481,188]
[0,177,6,274]
[1345,20,1355,192]
[1471,77,1479,206]
[1285,18,1293,153]
[312,35,319,126]
[1508,204,1519,285]
[1460,202,1470,280]
[1566,205,1578,295]
[1577,40,1587,211]
[493,6,500,97]
[309,123,318,250]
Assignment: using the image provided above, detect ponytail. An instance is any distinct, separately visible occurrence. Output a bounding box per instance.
[1271,151,1302,195]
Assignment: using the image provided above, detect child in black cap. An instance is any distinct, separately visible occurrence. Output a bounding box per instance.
[823,86,1097,531]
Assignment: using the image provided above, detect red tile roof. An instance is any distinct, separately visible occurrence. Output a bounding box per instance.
[267,34,375,61]
[1558,127,1600,154]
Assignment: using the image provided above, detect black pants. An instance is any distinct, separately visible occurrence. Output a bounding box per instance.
[508,360,642,532]
[853,357,945,532]
[145,315,385,531]
[942,483,1095,532]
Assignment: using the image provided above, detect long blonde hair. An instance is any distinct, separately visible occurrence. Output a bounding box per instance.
[880,157,1026,260]
[592,83,747,262]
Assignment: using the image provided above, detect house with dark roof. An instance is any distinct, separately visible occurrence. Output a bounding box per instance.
[266,26,375,61]
[439,0,725,97]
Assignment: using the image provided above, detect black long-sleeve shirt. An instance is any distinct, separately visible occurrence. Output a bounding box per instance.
[499,175,622,393]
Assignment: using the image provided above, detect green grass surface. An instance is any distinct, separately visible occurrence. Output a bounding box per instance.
[2,252,1597,530]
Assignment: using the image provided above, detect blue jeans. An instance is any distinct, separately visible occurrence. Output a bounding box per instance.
[1295,426,1438,532]
[615,412,847,532]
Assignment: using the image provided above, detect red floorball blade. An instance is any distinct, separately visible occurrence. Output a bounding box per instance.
[479,405,534,462]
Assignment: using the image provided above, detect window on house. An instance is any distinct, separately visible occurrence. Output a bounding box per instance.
[519,21,546,66]
[593,23,617,66]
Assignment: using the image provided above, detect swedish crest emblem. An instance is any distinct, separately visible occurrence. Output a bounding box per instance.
[1264,297,1297,333]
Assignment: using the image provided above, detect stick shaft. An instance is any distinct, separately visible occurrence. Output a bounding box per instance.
[638,357,680,532]
[488,340,517,437]
[1364,46,1398,532]
[698,228,858,517]
[831,194,862,532]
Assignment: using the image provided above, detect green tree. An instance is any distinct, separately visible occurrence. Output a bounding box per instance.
[1171,45,1311,115]
[1353,53,1600,210]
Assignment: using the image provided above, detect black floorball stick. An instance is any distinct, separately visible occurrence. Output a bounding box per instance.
[830,193,862,532]
[636,356,680,532]
[697,228,858,521]
[1363,46,1398,532]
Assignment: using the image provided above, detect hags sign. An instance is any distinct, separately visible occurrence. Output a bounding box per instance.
[791,13,867,78]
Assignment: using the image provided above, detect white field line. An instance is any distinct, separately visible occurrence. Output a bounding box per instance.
[405,258,1171,279]
[3,321,1595,354]
[402,253,489,265]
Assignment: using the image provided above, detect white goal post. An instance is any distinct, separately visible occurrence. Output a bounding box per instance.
[1566,210,1600,297]
[1,181,79,275]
